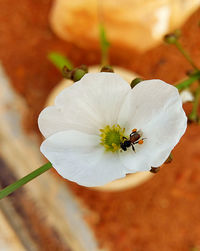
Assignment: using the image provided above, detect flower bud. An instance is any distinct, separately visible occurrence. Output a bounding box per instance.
[63,65,88,82]
[164,30,181,44]
[150,167,160,173]
[130,78,143,89]
[164,153,173,164]
[79,64,88,73]
[72,69,87,82]
[100,66,114,73]
[62,65,72,79]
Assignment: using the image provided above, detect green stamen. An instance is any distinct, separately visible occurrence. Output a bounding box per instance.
[100,124,126,152]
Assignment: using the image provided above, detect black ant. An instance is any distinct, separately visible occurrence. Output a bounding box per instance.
[120,128,145,152]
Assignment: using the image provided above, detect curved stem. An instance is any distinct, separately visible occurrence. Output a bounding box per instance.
[0,162,52,200]
[175,71,200,91]
[188,85,200,122]
[175,41,198,70]
[97,1,110,66]
[99,23,110,66]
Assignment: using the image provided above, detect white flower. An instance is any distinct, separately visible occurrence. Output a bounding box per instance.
[38,73,187,187]
[180,89,194,103]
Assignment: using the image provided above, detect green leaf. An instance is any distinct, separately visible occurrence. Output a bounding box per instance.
[48,52,73,71]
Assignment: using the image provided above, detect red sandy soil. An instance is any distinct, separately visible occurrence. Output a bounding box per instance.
[0,1,200,250]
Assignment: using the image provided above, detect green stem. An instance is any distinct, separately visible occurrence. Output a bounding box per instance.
[99,23,110,66]
[97,1,110,66]
[175,41,198,70]
[0,162,52,200]
[175,71,200,91]
[188,85,200,122]
[173,40,200,121]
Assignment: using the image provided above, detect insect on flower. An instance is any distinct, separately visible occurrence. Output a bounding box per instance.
[120,128,145,152]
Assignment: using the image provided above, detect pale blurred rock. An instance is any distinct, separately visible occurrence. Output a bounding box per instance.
[50,0,200,52]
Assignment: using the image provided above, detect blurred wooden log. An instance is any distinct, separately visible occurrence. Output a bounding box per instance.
[50,0,200,52]
[0,205,25,251]
[0,184,37,251]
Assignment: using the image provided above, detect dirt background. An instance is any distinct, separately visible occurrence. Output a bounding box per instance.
[0,0,200,250]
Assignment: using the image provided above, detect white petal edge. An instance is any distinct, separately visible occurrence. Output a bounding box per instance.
[118,79,187,170]
[40,130,127,187]
[38,72,130,138]
[180,89,194,103]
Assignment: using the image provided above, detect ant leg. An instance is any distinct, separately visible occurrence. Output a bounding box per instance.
[131,144,136,152]
[122,136,128,142]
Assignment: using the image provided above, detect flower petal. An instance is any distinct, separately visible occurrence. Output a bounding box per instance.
[38,73,130,138]
[118,79,187,169]
[180,89,194,103]
[119,144,152,173]
[40,130,126,186]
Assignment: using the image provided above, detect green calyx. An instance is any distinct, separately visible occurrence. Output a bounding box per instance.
[100,124,126,152]
[62,64,88,82]
[164,30,181,44]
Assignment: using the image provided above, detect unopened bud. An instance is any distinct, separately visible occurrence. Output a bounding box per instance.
[130,78,143,89]
[150,167,160,173]
[188,112,199,123]
[100,66,114,73]
[63,65,88,82]
[164,153,173,164]
[72,69,86,82]
[164,30,181,44]
[79,64,88,73]
[62,66,72,79]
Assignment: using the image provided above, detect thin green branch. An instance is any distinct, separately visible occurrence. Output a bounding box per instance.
[174,41,198,70]
[0,162,52,200]
[188,85,200,122]
[175,71,200,91]
[99,23,110,66]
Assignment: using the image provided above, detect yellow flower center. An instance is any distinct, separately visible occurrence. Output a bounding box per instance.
[99,124,126,152]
